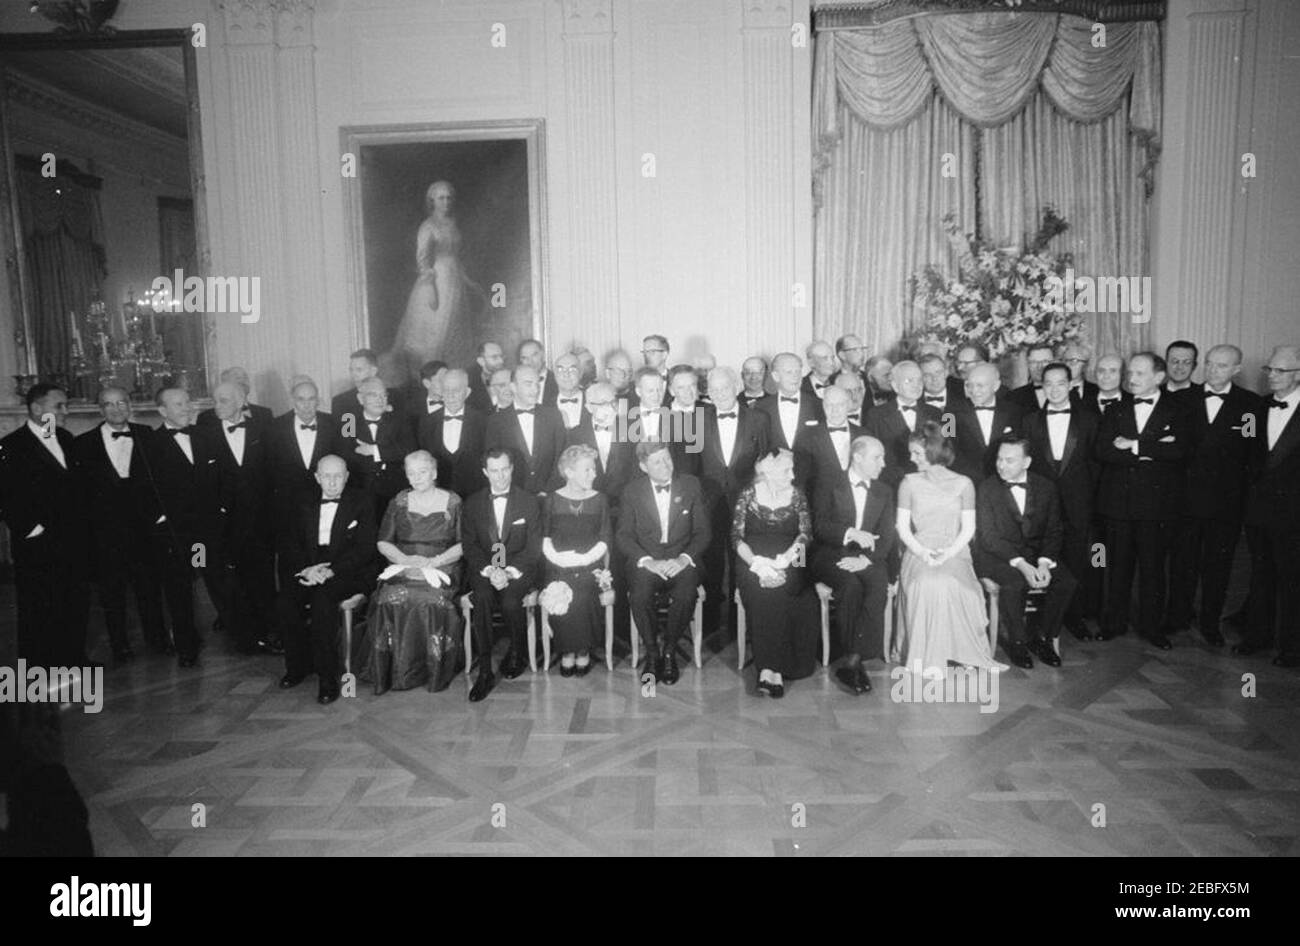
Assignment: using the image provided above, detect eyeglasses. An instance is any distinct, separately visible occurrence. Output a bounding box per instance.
[1263,366,1300,374]
[555,365,580,373]
[641,349,666,356]
[1065,358,1088,365]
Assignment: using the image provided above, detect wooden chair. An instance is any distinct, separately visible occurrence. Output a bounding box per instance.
[630,586,705,670]
[538,556,617,672]
[977,578,1002,655]
[735,581,897,670]
[339,593,368,676]
[458,589,540,677]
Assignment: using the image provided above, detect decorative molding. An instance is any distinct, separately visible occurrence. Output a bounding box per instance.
[743,0,793,29]
[275,0,315,48]
[79,48,187,108]
[811,0,1166,29]
[220,0,276,46]
[4,68,187,151]
[560,0,613,36]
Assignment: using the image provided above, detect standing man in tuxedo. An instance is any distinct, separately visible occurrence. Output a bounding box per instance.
[810,435,897,695]
[617,441,711,684]
[1163,340,1202,401]
[1023,363,1099,640]
[952,363,1023,483]
[1236,345,1300,667]
[863,356,895,407]
[518,339,560,406]
[739,357,769,408]
[197,367,273,429]
[666,364,709,479]
[835,372,868,427]
[0,383,90,667]
[802,340,838,401]
[568,382,636,505]
[1166,345,1260,647]
[487,367,515,412]
[1060,344,1100,404]
[70,386,165,662]
[270,379,344,517]
[641,334,671,381]
[466,341,505,414]
[795,385,861,493]
[1081,354,1129,416]
[141,386,222,667]
[340,377,416,520]
[196,381,279,656]
[953,344,989,384]
[918,353,964,413]
[332,349,404,421]
[604,351,635,414]
[1094,352,1191,647]
[863,360,941,487]
[756,352,825,454]
[484,365,566,494]
[1008,345,1056,413]
[832,334,868,386]
[402,359,447,437]
[461,448,543,700]
[627,366,668,443]
[974,438,1076,668]
[417,368,486,499]
[553,352,588,430]
[275,455,378,704]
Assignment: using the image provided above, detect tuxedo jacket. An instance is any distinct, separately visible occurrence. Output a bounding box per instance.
[616,473,711,565]
[951,400,1024,483]
[862,400,943,487]
[331,386,405,425]
[917,388,964,415]
[1008,382,1096,415]
[194,416,274,544]
[811,471,897,562]
[975,471,1065,566]
[0,423,88,567]
[536,370,561,408]
[465,371,495,415]
[1022,406,1099,529]
[139,424,223,548]
[417,407,487,499]
[754,392,825,453]
[485,405,567,494]
[567,416,638,504]
[69,421,156,541]
[461,484,542,580]
[268,410,346,508]
[338,410,417,498]
[1163,381,1204,406]
[664,403,711,479]
[794,422,863,494]
[1244,397,1300,533]
[1184,384,1262,522]
[197,402,273,429]
[738,391,767,410]
[946,375,968,405]
[278,487,379,584]
[697,403,768,507]
[402,391,444,440]
[800,373,836,401]
[1095,394,1192,521]
[1079,389,1131,417]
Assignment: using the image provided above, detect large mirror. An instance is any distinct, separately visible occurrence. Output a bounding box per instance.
[0,25,210,407]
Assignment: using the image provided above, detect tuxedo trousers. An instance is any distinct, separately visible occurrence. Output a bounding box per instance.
[975,556,1077,643]
[809,548,890,660]
[627,563,699,657]
[148,529,198,659]
[277,572,371,687]
[468,573,534,664]
[209,536,277,650]
[1102,518,1174,635]
[1241,525,1300,656]
[14,562,89,667]
[1059,517,1091,626]
[93,529,166,653]
[1167,517,1242,634]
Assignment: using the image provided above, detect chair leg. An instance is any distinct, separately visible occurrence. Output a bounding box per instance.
[541,611,552,674]
[883,586,896,662]
[735,592,746,671]
[693,590,703,668]
[604,605,614,671]
[630,616,640,672]
[526,604,538,673]
[819,596,831,668]
[986,588,999,655]
[460,597,474,680]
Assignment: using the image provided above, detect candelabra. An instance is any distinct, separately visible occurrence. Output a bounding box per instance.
[71,288,183,399]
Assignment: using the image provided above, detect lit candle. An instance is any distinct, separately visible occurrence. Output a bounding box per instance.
[69,311,82,348]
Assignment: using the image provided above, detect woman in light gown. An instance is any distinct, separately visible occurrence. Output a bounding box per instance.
[893,421,1006,677]
[383,181,486,386]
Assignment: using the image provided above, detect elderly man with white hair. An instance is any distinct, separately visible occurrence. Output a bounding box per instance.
[197,365,273,429]
[802,340,838,400]
[862,360,942,488]
[951,362,1024,483]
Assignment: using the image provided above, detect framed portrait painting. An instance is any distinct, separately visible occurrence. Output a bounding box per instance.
[340,119,548,387]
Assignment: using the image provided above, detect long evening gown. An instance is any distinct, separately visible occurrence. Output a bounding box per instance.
[893,471,998,674]
[359,489,465,693]
[732,485,819,679]
[541,492,613,653]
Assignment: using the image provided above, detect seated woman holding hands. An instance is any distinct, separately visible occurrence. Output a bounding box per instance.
[540,445,613,676]
[359,449,465,694]
[733,448,819,697]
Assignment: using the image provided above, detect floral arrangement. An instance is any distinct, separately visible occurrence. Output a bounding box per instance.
[909,208,1084,360]
[593,568,615,608]
[540,580,574,617]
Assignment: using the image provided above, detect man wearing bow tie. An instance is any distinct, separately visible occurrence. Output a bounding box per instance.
[604,350,636,414]
[197,366,274,429]
[416,368,487,499]
[833,372,868,426]
[1008,345,1057,413]
[275,455,379,704]
[863,360,942,487]
[795,385,863,494]
[141,386,223,667]
[1023,363,1099,640]
[918,352,967,410]
[270,379,344,521]
[739,356,770,408]
[1080,354,1130,416]
[461,448,543,700]
[1061,344,1100,404]
[617,442,711,685]
[0,383,91,668]
[553,352,588,430]
[331,348,406,422]
[830,334,867,386]
[69,386,166,662]
[519,338,561,406]
[340,377,417,520]
[1162,340,1203,401]
[484,365,567,494]
[974,438,1076,668]
[1237,345,1300,667]
[466,341,505,414]
[666,364,708,478]
[196,382,280,657]
[952,363,1025,483]
[863,355,896,407]
[756,352,825,454]
[801,340,838,400]
[1095,353,1192,648]
[400,359,447,439]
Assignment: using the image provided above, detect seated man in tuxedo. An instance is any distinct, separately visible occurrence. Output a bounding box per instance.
[553,352,588,430]
[417,368,486,499]
[756,352,825,453]
[275,455,378,704]
[863,360,941,487]
[739,356,769,408]
[1008,344,1056,413]
[340,377,416,520]
[1023,362,1099,640]
[197,366,274,428]
[0,383,91,668]
[952,363,1024,483]
[332,348,404,421]
[794,384,861,493]
[466,341,505,414]
[461,447,543,700]
[802,340,838,401]
[616,441,711,685]
[810,435,897,695]
[485,365,567,494]
[974,438,1076,668]
[70,385,165,662]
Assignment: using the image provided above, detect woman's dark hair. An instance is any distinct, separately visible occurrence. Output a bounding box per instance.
[908,420,955,468]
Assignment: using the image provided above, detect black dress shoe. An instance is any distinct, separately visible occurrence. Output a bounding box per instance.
[499,652,526,680]
[1144,631,1173,651]
[661,652,680,686]
[560,663,576,678]
[756,677,784,698]
[854,664,872,694]
[1007,642,1033,669]
[468,672,496,702]
[1273,653,1300,669]
[279,674,305,689]
[573,661,592,678]
[178,655,198,668]
[1029,637,1062,667]
[834,666,861,695]
[317,690,339,705]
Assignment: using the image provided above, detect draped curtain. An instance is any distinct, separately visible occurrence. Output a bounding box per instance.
[813,12,1162,363]
[15,156,108,383]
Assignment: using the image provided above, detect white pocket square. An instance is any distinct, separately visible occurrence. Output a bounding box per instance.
[804,420,818,426]
[207,458,216,463]
[1001,426,1013,433]
[512,518,526,525]
[347,520,358,528]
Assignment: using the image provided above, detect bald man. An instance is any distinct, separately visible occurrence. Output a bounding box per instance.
[740,356,769,408]
[274,455,379,704]
[951,363,1024,483]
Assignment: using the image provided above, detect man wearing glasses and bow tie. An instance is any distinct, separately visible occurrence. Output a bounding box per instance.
[553,352,588,430]
[863,360,942,488]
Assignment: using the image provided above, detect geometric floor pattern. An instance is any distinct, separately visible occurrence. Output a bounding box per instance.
[57,627,1300,857]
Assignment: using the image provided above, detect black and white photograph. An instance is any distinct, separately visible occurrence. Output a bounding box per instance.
[0,0,1296,906]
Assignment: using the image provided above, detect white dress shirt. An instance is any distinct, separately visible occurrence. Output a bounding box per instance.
[1045,406,1070,461]
[777,394,801,447]
[364,416,383,462]
[442,412,464,453]
[922,392,947,411]
[846,475,870,544]
[516,408,536,454]
[222,421,247,466]
[715,409,739,466]
[828,426,851,470]
[972,404,995,445]
[1203,383,1230,424]
[318,499,339,545]
[808,376,831,400]
[294,417,317,469]
[26,419,66,468]
[165,424,194,464]
[593,423,612,469]
[653,481,672,543]
[556,390,584,429]
[1133,391,1159,435]
[896,399,919,433]
[101,423,133,478]
[492,492,509,536]
[1267,387,1300,450]
[1006,476,1028,516]
[638,406,661,442]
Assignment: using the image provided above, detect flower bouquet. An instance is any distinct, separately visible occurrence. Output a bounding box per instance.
[540,580,574,617]
[593,568,615,608]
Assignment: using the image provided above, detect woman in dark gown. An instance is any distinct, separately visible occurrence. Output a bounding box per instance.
[540,445,612,676]
[359,450,465,693]
[733,448,819,697]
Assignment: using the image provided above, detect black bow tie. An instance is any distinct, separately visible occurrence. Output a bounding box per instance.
[780,396,798,404]
[515,407,535,415]
[1006,481,1027,491]
[716,411,736,420]
[226,421,247,433]
[1267,398,1290,410]
[827,425,848,433]
[1046,408,1071,415]
[848,412,861,422]
[1204,391,1226,400]
[654,484,671,494]
[427,401,442,409]
[899,404,917,413]
[166,426,192,437]
[812,380,827,390]
[492,492,509,500]
[559,397,579,405]
[1099,396,1120,403]
[299,423,317,431]
[110,429,133,439]
[593,424,611,432]
[853,480,868,490]
[444,414,463,423]
[320,497,339,505]
[923,395,944,404]
[973,405,995,412]
[1134,397,1155,406]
